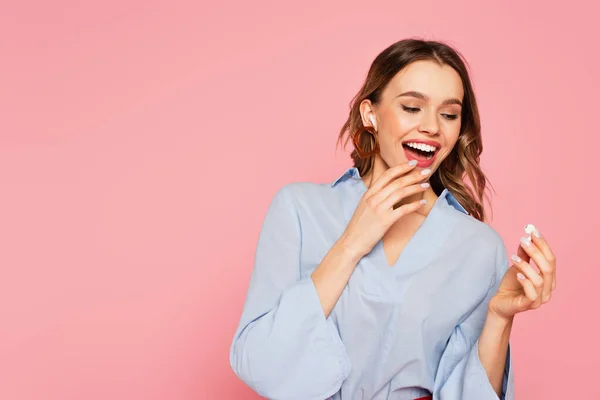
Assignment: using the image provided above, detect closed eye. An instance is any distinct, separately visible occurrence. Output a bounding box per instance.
[402,105,420,113]
[442,113,459,120]
[402,105,459,121]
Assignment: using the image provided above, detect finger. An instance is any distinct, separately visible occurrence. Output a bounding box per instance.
[367,161,419,194]
[370,166,432,205]
[391,198,427,220]
[516,271,540,309]
[511,254,543,287]
[529,227,557,291]
[380,182,430,211]
[519,236,553,303]
[516,245,531,264]
[511,254,543,298]
[529,226,556,263]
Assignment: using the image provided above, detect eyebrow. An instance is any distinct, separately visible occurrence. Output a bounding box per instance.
[396,91,463,107]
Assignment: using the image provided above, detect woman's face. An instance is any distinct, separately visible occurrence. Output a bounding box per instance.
[361,60,464,172]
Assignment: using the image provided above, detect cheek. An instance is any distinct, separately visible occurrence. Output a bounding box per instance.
[432,125,461,164]
[447,132,461,148]
[443,122,461,147]
[395,112,419,133]
[382,115,416,143]
[379,127,410,152]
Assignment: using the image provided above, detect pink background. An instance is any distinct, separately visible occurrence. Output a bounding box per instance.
[1,1,598,399]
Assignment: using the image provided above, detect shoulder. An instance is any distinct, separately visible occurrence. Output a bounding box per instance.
[271,167,359,207]
[264,178,351,246]
[449,208,509,276]
[272,181,339,214]
[263,168,358,218]
[281,180,335,198]
[455,210,504,247]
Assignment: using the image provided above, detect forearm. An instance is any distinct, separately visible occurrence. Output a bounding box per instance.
[311,238,362,318]
[478,311,513,397]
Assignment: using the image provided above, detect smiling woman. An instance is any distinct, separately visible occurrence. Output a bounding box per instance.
[230,38,557,400]
[338,45,485,221]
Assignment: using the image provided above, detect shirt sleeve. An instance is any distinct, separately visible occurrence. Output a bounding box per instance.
[229,185,351,400]
[433,241,515,400]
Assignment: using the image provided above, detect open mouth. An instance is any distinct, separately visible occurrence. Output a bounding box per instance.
[402,141,439,161]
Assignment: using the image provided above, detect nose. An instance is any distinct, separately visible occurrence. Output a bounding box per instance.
[418,110,440,136]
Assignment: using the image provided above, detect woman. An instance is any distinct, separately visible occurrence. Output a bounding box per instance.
[229,39,557,400]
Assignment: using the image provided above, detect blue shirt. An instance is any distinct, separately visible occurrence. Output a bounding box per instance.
[230,167,514,400]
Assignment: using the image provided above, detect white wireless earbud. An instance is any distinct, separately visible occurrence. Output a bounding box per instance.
[369,115,376,128]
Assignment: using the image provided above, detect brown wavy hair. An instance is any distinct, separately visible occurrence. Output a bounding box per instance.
[337,38,492,222]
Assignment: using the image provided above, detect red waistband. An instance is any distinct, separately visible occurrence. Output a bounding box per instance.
[414,396,432,400]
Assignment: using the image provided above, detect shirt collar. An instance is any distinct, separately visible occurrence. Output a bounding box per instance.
[331,167,361,187]
[444,190,469,215]
[331,167,469,215]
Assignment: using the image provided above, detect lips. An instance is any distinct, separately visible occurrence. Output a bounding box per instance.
[401,139,441,168]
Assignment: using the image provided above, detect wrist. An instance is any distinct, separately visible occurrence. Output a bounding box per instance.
[336,234,364,265]
[486,306,514,329]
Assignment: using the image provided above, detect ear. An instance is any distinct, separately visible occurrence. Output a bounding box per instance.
[359,99,377,130]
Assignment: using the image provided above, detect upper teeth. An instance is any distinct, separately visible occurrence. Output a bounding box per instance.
[405,142,437,152]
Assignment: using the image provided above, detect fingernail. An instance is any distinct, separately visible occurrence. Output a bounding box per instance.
[420,199,427,205]
[409,160,418,166]
[511,254,522,263]
[517,273,526,280]
[421,168,431,175]
[420,182,430,188]
[520,236,531,248]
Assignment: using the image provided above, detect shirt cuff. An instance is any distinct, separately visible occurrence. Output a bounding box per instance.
[473,338,514,400]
